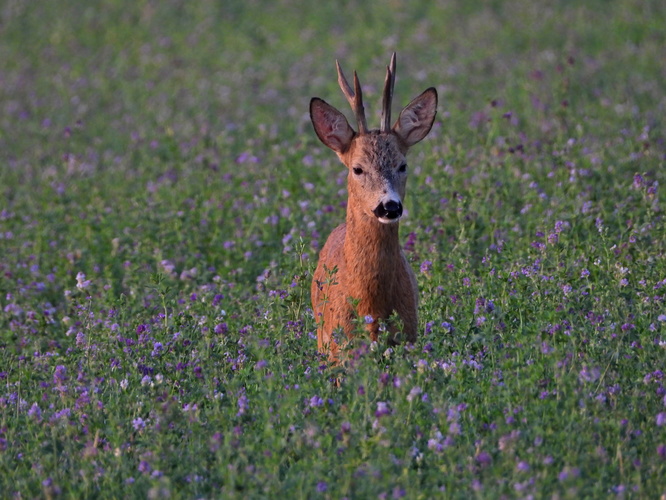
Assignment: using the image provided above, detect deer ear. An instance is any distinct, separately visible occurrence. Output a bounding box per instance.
[310,98,355,153]
[393,88,438,147]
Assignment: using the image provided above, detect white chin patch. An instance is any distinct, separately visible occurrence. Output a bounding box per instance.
[377,216,402,224]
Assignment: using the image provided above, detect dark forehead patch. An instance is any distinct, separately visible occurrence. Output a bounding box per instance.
[357,133,402,171]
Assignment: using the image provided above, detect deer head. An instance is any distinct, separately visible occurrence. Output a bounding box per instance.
[310,53,438,224]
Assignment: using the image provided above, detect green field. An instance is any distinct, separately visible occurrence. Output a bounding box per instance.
[1,0,665,497]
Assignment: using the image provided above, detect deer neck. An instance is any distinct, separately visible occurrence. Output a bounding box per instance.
[343,202,400,282]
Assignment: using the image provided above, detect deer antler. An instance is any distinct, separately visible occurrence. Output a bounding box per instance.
[336,60,368,134]
[380,52,396,133]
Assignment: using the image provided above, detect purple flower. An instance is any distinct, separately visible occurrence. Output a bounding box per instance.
[316,482,328,493]
[498,430,521,452]
[407,386,422,402]
[476,451,492,467]
[364,315,374,324]
[392,486,406,499]
[474,298,485,315]
[160,260,176,275]
[54,365,66,383]
[51,408,71,421]
[75,331,86,348]
[75,391,90,409]
[76,272,91,289]
[633,174,644,189]
[581,268,590,278]
[658,445,666,460]
[516,461,530,472]
[151,342,163,357]
[309,396,324,408]
[41,477,61,495]
[420,260,432,274]
[375,401,391,418]
[209,432,223,452]
[28,402,42,421]
[579,365,601,383]
[53,365,67,391]
[237,394,249,417]
[132,417,147,431]
[214,323,228,335]
[428,434,444,453]
[558,466,580,482]
[657,412,666,427]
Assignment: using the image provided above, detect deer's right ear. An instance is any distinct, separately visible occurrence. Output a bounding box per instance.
[310,98,355,153]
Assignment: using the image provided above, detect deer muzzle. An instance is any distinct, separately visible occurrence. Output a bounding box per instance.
[373,199,403,223]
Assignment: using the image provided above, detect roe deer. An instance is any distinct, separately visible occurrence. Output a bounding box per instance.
[310,53,437,359]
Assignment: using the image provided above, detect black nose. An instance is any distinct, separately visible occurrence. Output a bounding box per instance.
[373,200,403,219]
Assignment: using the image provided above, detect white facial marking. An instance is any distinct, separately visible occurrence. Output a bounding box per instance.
[376,187,403,224]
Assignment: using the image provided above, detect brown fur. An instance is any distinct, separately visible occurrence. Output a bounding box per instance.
[310,55,437,360]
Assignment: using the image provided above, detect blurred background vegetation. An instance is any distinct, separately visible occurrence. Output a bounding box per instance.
[2,0,664,290]
[3,0,664,156]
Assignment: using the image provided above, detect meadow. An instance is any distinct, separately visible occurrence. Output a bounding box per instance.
[1,0,665,497]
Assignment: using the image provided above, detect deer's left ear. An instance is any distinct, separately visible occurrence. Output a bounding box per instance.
[393,88,438,147]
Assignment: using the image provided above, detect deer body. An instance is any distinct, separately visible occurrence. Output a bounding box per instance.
[310,54,437,358]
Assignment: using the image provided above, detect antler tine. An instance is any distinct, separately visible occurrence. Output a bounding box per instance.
[336,60,368,134]
[352,71,368,133]
[380,52,397,132]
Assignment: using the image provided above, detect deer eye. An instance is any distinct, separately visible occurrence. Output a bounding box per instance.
[353,167,364,175]
[398,163,407,173]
